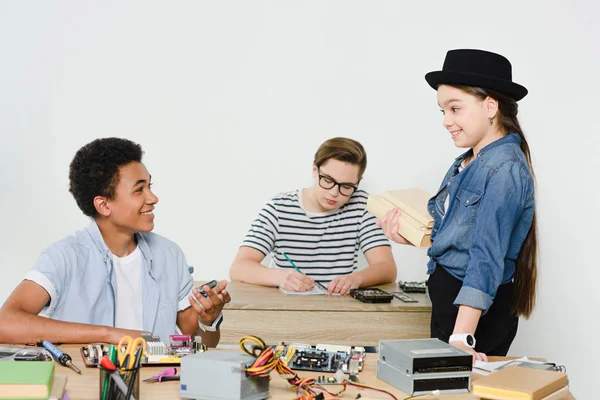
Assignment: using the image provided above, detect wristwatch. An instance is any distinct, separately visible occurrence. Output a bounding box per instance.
[449,333,476,348]
[198,312,224,332]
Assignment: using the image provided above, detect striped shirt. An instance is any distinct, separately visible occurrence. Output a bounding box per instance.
[241,189,390,283]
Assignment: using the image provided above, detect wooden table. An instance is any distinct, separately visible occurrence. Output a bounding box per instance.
[57,344,513,400]
[204,281,432,346]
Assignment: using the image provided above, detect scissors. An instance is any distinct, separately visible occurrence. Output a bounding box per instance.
[117,336,147,370]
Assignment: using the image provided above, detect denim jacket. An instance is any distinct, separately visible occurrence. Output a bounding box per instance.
[24,221,193,342]
[426,133,535,313]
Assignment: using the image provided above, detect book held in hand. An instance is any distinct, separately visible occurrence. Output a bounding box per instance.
[367,188,433,248]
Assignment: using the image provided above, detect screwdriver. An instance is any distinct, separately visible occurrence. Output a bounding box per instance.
[42,340,82,374]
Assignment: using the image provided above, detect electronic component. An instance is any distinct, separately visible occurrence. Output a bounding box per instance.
[277,343,365,374]
[311,369,360,386]
[194,336,205,352]
[169,334,196,357]
[80,334,205,367]
[0,346,52,361]
[377,361,471,395]
[180,351,270,400]
[239,335,397,400]
[144,334,205,364]
[392,291,418,303]
[379,338,471,374]
[314,375,340,385]
[398,280,427,293]
[291,349,344,372]
[80,343,108,366]
[349,288,393,303]
[196,280,218,297]
[497,360,567,373]
[377,338,471,396]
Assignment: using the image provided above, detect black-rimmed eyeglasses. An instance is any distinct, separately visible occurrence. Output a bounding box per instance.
[318,168,359,197]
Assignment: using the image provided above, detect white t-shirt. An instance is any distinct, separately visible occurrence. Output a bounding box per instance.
[113,246,144,331]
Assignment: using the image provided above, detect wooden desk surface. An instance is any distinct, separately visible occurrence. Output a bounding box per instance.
[205,281,432,312]
[56,344,520,400]
[201,281,432,345]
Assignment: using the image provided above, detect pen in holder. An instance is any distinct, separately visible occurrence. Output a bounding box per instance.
[99,356,141,400]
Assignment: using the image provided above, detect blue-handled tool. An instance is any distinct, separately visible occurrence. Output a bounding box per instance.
[42,340,82,374]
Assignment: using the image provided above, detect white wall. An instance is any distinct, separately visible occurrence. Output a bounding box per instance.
[0,1,598,397]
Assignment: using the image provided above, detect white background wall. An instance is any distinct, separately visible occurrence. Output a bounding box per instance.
[1,1,598,397]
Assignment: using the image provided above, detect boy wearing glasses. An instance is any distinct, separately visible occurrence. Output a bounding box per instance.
[230,138,396,294]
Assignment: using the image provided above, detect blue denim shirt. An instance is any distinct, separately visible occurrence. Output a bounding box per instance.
[426,133,535,313]
[24,221,194,342]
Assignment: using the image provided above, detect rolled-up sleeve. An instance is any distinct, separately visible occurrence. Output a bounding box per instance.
[454,163,529,313]
[23,252,63,315]
[176,248,194,312]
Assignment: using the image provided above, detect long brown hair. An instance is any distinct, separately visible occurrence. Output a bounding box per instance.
[455,85,538,318]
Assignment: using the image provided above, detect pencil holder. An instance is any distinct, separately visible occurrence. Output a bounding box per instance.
[99,364,140,400]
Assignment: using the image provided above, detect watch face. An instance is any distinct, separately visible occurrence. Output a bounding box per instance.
[466,335,474,347]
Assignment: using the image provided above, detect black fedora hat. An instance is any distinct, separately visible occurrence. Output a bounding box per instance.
[425,49,528,101]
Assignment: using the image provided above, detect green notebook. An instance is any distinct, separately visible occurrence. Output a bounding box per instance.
[0,361,55,399]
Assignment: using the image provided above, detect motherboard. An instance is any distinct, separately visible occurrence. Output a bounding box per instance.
[80,334,205,367]
[277,343,365,374]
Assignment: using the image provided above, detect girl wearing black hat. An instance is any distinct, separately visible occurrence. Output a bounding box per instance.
[378,49,537,361]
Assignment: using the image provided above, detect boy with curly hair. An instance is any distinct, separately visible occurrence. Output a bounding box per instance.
[0,138,230,345]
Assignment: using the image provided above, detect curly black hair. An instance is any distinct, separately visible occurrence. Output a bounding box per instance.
[69,138,144,217]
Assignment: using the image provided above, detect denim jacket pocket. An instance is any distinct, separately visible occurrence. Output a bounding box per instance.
[454,186,483,226]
